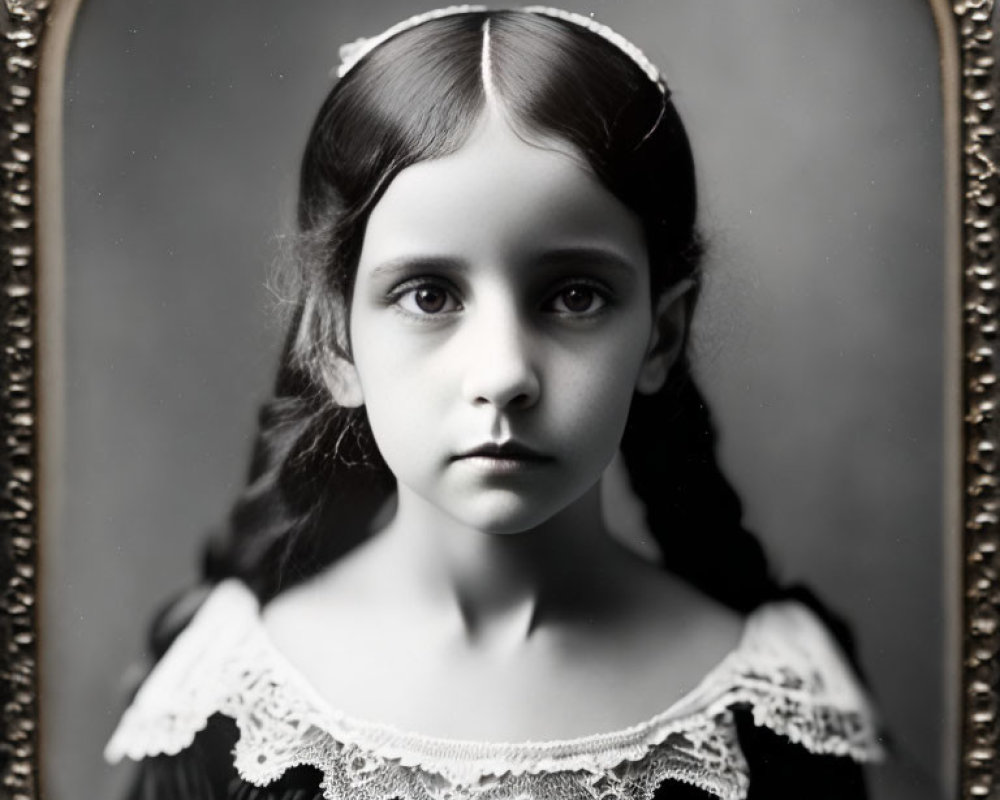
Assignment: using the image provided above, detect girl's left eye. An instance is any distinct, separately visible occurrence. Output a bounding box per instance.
[546,285,608,315]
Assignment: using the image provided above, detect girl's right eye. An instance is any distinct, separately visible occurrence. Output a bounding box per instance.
[392,281,461,316]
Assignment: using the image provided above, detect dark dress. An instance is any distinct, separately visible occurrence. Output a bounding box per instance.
[107,581,880,800]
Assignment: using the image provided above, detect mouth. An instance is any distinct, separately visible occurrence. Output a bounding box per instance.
[451,441,554,465]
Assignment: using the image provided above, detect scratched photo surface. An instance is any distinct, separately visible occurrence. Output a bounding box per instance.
[47,2,944,798]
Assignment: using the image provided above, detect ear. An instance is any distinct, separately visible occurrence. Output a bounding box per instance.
[321,356,365,408]
[305,293,365,408]
[635,278,695,395]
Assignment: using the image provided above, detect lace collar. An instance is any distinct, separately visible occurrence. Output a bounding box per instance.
[105,579,883,800]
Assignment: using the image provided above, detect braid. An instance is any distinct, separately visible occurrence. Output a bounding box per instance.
[620,356,780,613]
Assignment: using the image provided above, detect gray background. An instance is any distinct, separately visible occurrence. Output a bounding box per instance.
[45,1,945,798]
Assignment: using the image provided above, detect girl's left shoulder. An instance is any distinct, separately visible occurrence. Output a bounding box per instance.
[622,564,880,756]
[630,591,884,798]
[697,598,884,759]
[706,598,884,799]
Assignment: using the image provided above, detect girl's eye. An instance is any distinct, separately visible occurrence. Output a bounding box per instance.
[394,283,460,316]
[548,285,607,315]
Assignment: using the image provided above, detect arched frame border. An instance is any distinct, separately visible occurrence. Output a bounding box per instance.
[0,0,983,797]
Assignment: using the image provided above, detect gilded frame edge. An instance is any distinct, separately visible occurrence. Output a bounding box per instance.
[0,0,982,797]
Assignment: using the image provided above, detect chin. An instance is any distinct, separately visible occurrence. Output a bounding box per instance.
[447,493,576,536]
[470,518,545,536]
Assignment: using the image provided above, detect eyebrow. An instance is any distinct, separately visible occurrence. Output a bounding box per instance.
[368,256,468,280]
[532,246,643,275]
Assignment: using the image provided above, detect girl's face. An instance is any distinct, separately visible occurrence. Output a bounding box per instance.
[347,112,680,534]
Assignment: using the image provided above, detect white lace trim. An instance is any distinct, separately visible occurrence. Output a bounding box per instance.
[105,580,883,800]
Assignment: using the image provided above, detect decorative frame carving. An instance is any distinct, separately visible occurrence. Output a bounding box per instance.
[957,1,1000,797]
[0,0,990,797]
[0,2,50,799]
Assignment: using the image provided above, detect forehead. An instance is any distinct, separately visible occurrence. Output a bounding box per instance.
[358,112,648,269]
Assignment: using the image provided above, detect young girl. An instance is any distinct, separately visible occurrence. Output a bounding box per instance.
[105,7,883,799]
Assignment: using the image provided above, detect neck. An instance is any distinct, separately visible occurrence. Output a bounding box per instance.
[378,483,619,646]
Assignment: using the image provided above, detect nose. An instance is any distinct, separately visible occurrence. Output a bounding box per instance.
[461,308,541,412]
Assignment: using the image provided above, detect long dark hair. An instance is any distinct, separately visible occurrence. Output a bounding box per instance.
[152,9,829,658]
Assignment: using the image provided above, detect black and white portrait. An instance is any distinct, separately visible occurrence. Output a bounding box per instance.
[33,2,950,799]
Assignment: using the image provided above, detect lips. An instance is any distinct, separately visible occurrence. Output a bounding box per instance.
[451,441,553,463]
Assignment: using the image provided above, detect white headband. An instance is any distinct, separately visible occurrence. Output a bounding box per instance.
[336,5,664,91]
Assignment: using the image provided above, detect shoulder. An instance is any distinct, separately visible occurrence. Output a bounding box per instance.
[643,597,882,798]
[715,599,884,763]
[741,600,875,710]
[104,579,262,764]
[106,578,332,793]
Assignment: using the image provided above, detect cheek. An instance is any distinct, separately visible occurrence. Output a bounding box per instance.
[348,326,450,464]
[548,323,652,446]
[352,327,449,406]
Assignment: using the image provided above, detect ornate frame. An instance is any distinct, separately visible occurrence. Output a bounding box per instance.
[0,0,989,797]
[954,3,1000,798]
[0,3,50,799]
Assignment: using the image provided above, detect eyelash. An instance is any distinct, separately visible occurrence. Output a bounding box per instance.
[387,279,463,318]
[386,278,612,320]
[544,280,610,316]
